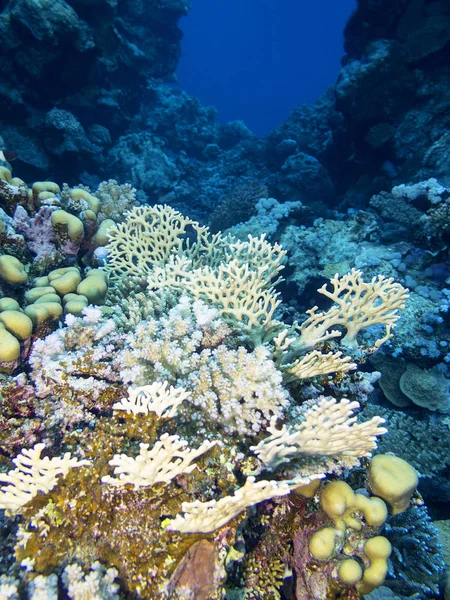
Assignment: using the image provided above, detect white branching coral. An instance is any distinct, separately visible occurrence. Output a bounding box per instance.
[81,305,103,325]
[28,574,58,600]
[185,344,290,434]
[0,444,90,515]
[28,318,120,406]
[95,179,137,223]
[296,269,409,350]
[166,476,293,534]
[118,296,289,435]
[251,397,387,470]
[101,434,216,488]
[112,381,189,417]
[117,295,229,385]
[0,575,19,599]
[62,562,121,600]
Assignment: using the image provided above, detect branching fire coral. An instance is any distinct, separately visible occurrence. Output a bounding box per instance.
[102,434,217,488]
[251,396,387,471]
[112,381,189,417]
[105,204,227,282]
[166,477,293,534]
[295,268,409,351]
[0,444,90,515]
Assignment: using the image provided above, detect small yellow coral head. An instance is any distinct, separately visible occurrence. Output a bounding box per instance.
[338,559,363,585]
[0,310,33,341]
[0,298,20,311]
[358,536,392,594]
[51,209,84,243]
[24,304,50,327]
[320,481,355,528]
[308,527,337,560]
[294,479,321,499]
[0,325,20,362]
[76,270,108,305]
[48,267,81,295]
[369,454,418,515]
[0,255,28,285]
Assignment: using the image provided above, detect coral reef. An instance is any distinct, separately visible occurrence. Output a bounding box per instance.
[0,0,449,597]
[0,190,429,599]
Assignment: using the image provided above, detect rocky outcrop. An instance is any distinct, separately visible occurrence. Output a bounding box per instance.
[0,0,189,179]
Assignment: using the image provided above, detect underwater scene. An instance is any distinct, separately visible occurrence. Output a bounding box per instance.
[0,0,449,598]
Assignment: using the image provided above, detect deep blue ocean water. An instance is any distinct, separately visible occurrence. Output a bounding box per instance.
[177,0,357,135]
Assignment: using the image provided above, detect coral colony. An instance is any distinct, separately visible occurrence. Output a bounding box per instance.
[0,0,449,599]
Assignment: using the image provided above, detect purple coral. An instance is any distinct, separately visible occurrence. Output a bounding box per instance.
[13,205,57,261]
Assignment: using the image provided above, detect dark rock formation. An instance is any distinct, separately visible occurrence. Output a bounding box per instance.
[334,0,450,198]
[0,0,189,180]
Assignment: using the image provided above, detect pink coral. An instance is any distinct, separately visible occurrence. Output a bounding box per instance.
[13,205,57,260]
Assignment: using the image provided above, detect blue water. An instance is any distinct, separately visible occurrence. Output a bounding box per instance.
[177,0,357,135]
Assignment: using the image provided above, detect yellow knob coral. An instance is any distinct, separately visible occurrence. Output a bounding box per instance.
[93,219,115,247]
[81,209,97,225]
[320,480,388,533]
[0,255,28,285]
[353,494,388,528]
[32,181,61,196]
[35,302,63,320]
[62,292,81,305]
[294,479,321,499]
[0,297,21,312]
[48,267,81,295]
[76,270,108,304]
[34,293,61,305]
[37,191,58,206]
[51,210,84,243]
[24,304,50,327]
[0,325,20,362]
[0,310,33,340]
[320,481,355,532]
[9,177,26,187]
[338,559,363,585]
[48,267,78,280]
[358,536,391,594]
[369,454,418,515]
[32,276,50,287]
[64,296,89,316]
[25,301,62,322]
[309,527,337,560]
[25,286,56,304]
[70,188,100,214]
[0,166,12,182]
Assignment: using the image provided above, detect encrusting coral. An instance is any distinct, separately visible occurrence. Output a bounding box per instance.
[0,199,426,599]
